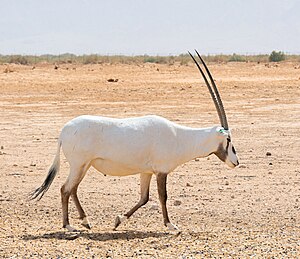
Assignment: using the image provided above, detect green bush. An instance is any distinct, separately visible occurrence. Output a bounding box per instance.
[143,56,167,64]
[269,51,285,62]
[83,54,99,64]
[143,56,157,63]
[8,55,29,65]
[228,53,246,62]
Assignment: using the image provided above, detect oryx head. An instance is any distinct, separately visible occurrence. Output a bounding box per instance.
[189,50,239,168]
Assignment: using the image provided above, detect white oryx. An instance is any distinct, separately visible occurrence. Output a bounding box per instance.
[31,50,239,232]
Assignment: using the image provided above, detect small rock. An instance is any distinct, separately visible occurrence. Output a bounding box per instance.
[269,162,273,166]
[266,152,272,156]
[239,165,246,169]
[186,183,193,187]
[173,200,181,206]
[150,204,159,210]
[107,78,118,82]
[1,146,3,150]
[4,67,14,73]
[225,181,229,186]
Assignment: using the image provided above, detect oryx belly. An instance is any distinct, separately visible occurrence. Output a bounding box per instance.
[91,158,151,176]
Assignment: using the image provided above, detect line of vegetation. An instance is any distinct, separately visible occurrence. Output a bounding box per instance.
[0,51,298,65]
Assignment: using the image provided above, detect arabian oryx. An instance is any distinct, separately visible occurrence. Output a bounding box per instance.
[30,50,239,232]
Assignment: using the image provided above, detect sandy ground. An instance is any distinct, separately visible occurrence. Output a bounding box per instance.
[0,61,299,258]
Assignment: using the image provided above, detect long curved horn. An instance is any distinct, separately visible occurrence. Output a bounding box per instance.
[188,51,227,129]
[194,50,228,130]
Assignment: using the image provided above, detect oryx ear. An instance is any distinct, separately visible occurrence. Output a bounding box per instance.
[216,127,229,137]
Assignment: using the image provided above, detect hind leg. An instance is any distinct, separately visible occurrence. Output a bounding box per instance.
[71,187,91,229]
[71,163,91,229]
[114,173,152,230]
[61,163,90,232]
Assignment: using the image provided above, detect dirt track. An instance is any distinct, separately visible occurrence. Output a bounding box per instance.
[0,61,300,258]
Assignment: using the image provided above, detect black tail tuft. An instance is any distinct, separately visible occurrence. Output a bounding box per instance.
[29,166,58,201]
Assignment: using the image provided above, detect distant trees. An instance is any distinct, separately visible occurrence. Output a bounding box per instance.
[228,53,246,62]
[0,51,294,65]
[269,51,285,62]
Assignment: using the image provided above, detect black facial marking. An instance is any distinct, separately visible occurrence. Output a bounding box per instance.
[215,143,228,162]
[226,137,236,155]
[232,146,236,155]
[215,135,238,162]
[226,139,230,152]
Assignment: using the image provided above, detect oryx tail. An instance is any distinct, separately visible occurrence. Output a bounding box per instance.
[30,140,61,200]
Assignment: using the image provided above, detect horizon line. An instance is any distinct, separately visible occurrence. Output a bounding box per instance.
[1,51,300,57]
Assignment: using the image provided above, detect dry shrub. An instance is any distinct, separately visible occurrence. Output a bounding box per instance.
[3,66,14,73]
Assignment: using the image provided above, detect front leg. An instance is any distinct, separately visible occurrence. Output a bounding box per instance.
[114,173,152,230]
[156,172,178,230]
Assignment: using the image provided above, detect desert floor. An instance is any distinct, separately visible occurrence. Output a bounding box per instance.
[0,61,299,258]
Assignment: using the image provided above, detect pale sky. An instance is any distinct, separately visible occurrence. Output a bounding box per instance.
[0,0,299,55]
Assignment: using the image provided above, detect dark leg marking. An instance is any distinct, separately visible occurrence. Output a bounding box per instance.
[61,184,71,228]
[156,172,171,227]
[156,172,178,230]
[61,163,90,231]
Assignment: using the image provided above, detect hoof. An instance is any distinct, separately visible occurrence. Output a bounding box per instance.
[82,223,91,230]
[65,225,79,232]
[166,222,179,231]
[81,217,91,229]
[114,215,121,230]
[114,215,127,230]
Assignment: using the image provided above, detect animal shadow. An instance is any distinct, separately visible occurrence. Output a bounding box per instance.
[22,230,170,241]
